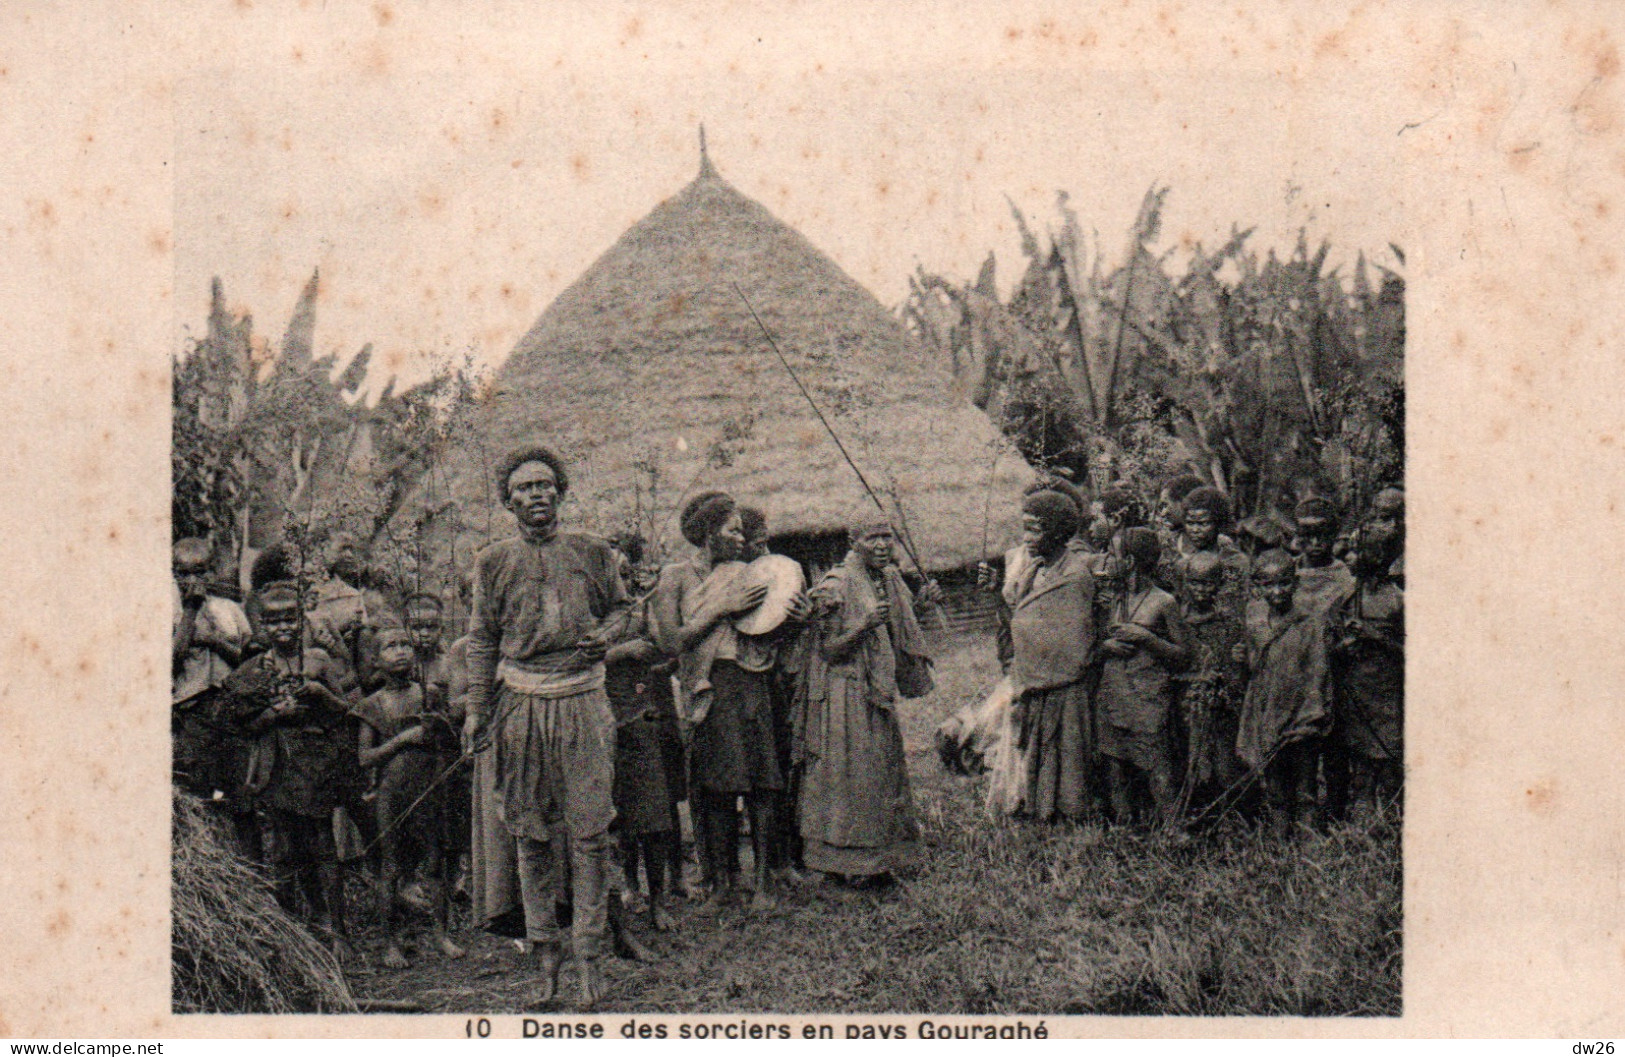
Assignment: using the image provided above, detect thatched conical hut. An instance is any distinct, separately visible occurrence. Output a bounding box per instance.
[433,143,1031,580]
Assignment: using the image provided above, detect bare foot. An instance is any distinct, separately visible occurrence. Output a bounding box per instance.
[649,903,675,933]
[685,882,712,904]
[616,925,660,963]
[747,891,777,915]
[382,943,410,971]
[771,866,813,888]
[574,958,607,1011]
[436,934,466,960]
[530,944,563,1006]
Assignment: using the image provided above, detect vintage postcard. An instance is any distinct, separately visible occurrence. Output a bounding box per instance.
[2,0,1623,1040]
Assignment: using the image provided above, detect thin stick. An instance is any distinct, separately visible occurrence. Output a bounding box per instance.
[733,282,931,577]
[979,443,1002,564]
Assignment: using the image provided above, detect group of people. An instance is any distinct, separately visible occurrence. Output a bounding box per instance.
[172,445,945,1010]
[962,474,1404,844]
[173,443,1403,1011]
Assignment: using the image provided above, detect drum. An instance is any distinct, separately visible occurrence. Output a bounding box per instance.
[732,554,806,636]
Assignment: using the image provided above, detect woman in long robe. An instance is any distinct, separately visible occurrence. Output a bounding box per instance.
[797,518,938,884]
[1003,490,1098,824]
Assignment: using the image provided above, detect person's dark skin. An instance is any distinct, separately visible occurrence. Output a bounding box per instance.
[661,510,770,656]
[248,606,351,732]
[174,548,241,673]
[360,631,464,970]
[1295,517,1337,569]
[1186,570,1222,616]
[460,460,624,753]
[250,600,356,962]
[1254,560,1299,627]
[823,528,897,661]
[1183,509,1220,553]
[1100,564,1188,668]
[1005,512,1072,728]
[1099,550,1189,836]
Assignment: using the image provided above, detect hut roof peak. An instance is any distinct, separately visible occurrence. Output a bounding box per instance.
[697,124,719,180]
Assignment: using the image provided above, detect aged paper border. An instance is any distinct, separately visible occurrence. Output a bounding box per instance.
[2,0,1623,1038]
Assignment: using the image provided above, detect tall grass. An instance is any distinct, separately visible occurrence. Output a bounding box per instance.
[172,791,358,1013]
[346,634,1400,1016]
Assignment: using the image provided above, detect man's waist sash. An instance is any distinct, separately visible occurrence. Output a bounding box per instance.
[497,658,606,699]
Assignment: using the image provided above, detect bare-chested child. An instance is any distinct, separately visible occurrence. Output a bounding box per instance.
[1096,528,1190,833]
[357,624,466,970]
[1236,550,1332,838]
[402,593,471,896]
[1176,552,1249,808]
[226,580,362,963]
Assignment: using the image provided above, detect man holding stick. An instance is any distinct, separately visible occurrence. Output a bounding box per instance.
[461,446,629,1009]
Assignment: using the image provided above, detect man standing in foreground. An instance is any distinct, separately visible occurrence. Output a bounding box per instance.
[462,446,630,1009]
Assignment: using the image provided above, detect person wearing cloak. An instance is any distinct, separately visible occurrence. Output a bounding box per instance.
[1236,549,1333,837]
[797,515,941,886]
[1324,496,1405,820]
[1001,489,1097,825]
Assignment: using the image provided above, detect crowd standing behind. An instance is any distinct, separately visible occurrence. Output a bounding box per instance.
[171,444,1405,1010]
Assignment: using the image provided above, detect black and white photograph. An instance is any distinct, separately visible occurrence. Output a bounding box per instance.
[6,0,1625,1041]
[167,22,1404,1020]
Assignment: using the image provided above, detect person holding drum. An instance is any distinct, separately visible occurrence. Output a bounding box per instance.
[652,491,794,913]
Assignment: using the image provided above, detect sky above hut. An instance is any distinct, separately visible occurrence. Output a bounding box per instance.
[175,2,1418,393]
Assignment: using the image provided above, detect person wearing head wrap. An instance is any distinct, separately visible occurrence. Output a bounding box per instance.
[462,446,631,1008]
[1236,549,1332,837]
[219,577,362,963]
[1292,496,1354,616]
[650,490,790,913]
[1096,527,1191,835]
[1323,492,1405,821]
[999,489,1099,824]
[796,515,938,885]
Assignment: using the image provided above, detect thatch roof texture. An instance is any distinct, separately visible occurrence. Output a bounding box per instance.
[440,153,1031,570]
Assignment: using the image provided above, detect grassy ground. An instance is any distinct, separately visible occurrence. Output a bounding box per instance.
[348,633,1401,1016]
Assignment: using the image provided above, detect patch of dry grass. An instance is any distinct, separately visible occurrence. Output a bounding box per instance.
[172,791,358,1014]
[353,634,1401,1016]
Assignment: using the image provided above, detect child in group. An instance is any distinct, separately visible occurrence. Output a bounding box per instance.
[357,624,466,970]
[604,551,685,933]
[1095,528,1190,833]
[1175,552,1250,808]
[225,580,362,963]
[402,592,471,898]
[1170,487,1251,616]
[1236,550,1332,837]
